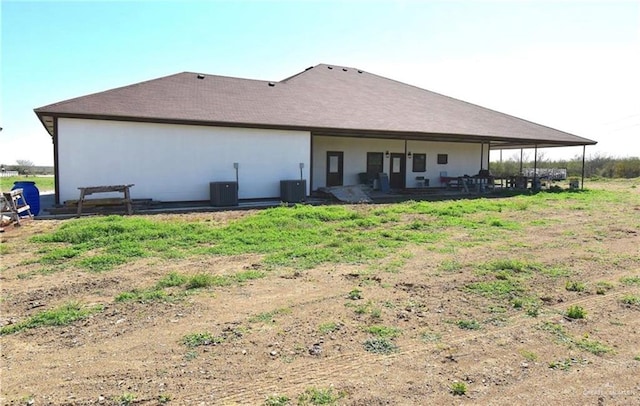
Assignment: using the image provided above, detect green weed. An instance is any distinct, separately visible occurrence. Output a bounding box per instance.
[450,382,467,396]
[78,254,128,272]
[158,394,172,404]
[465,279,524,298]
[0,302,102,335]
[185,273,228,289]
[439,260,462,273]
[116,392,136,406]
[575,337,614,355]
[457,319,481,330]
[115,288,168,303]
[318,322,340,334]
[181,332,223,348]
[520,350,538,361]
[249,308,291,323]
[365,325,401,338]
[420,331,442,342]
[265,395,291,406]
[347,288,363,300]
[548,358,588,371]
[565,281,586,292]
[540,321,613,356]
[620,294,640,307]
[620,276,640,286]
[566,305,587,319]
[363,337,399,354]
[156,272,188,288]
[297,387,344,405]
[595,281,614,294]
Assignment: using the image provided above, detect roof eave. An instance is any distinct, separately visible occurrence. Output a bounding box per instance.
[34,111,597,148]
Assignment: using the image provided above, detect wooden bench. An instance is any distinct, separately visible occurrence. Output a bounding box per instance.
[77,184,134,217]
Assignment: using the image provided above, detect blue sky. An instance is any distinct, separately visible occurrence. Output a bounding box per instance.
[1,0,638,165]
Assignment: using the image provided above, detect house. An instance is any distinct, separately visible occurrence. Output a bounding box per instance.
[34,64,596,204]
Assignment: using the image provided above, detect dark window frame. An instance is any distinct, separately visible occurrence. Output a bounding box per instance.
[437,154,448,165]
[366,152,384,175]
[412,153,426,172]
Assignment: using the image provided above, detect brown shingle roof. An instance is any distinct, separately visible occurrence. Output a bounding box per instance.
[34,64,596,148]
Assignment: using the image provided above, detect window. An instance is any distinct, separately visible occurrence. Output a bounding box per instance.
[437,154,448,165]
[367,152,384,175]
[412,153,426,172]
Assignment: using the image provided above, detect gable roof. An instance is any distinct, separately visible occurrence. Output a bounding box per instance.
[34,63,596,149]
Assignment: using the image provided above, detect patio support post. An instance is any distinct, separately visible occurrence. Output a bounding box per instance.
[480,143,484,170]
[519,149,523,174]
[581,144,586,190]
[487,142,491,172]
[533,145,538,190]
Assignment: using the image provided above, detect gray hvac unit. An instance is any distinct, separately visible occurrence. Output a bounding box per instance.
[280,180,306,203]
[210,182,238,206]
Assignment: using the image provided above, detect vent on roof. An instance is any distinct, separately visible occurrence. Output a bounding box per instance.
[197,74,205,79]
[327,66,333,69]
[357,70,363,74]
[305,66,313,71]
[342,68,347,72]
[268,82,275,87]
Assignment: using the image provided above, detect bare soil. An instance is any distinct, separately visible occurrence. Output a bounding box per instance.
[1,180,639,405]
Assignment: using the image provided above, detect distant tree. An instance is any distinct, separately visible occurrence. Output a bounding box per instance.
[15,159,34,176]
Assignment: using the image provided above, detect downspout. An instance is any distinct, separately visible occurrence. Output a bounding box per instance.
[53,117,60,205]
[581,145,586,189]
[309,133,314,194]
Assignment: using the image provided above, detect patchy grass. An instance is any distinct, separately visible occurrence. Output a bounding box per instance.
[620,276,640,286]
[185,273,229,289]
[456,319,482,330]
[0,302,103,335]
[1,180,639,403]
[620,294,640,307]
[318,322,341,334]
[28,198,538,273]
[115,288,168,303]
[249,308,291,323]
[540,322,613,356]
[565,281,586,292]
[181,332,224,348]
[364,325,401,338]
[156,272,188,288]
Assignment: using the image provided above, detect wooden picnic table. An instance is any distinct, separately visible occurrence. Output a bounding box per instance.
[77,184,134,216]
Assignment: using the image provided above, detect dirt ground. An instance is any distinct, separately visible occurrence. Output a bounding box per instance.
[1,180,639,405]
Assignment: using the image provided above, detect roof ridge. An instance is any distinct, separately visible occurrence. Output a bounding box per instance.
[279,63,364,83]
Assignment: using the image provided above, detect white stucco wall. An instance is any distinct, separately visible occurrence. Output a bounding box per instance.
[312,135,488,189]
[57,119,310,202]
